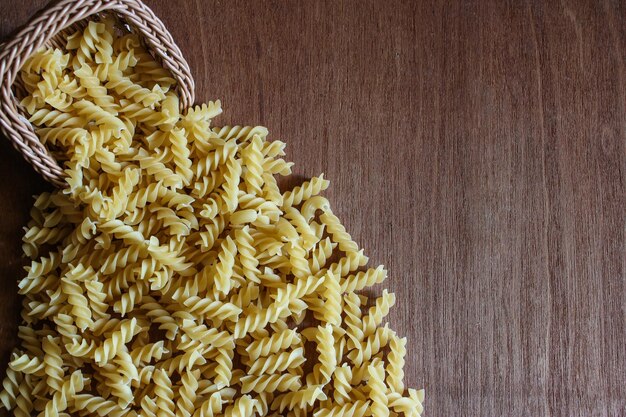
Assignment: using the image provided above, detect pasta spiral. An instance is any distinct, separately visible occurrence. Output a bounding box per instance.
[12,374,33,417]
[322,270,342,326]
[75,64,118,111]
[386,336,407,394]
[368,361,389,417]
[93,318,140,365]
[316,325,337,386]
[340,266,387,293]
[0,368,22,410]
[42,336,64,392]
[240,374,302,395]
[331,365,352,405]
[361,289,396,337]
[248,347,306,376]
[61,276,93,331]
[105,72,161,106]
[272,385,327,413]
[319,211,359,254]
[192,392,223,417]
[235,226,261,283]
[177,370,199,417]
[224,394,258,417]
[214,346,234,388]
[281,175,330,208]
[43,370,86,417]
[242,135,265,196]
[72,394,126,417]
[154,369,176,417]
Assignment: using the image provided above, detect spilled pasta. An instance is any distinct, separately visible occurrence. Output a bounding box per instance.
[0,17,424,417]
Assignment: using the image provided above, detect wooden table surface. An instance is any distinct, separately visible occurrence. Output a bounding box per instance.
[0,1,624,416]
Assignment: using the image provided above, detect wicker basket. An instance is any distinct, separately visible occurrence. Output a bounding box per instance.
[0,0,195,187]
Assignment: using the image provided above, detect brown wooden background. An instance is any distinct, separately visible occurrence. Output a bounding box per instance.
[0,1,624,416]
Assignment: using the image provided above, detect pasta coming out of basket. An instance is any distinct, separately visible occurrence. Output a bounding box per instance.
[0,17,424,417]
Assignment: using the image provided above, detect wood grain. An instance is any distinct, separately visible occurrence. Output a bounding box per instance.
[0,1,624,416]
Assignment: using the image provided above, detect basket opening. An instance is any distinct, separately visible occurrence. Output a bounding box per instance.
[13,12,172,101]
[12,12,179,167]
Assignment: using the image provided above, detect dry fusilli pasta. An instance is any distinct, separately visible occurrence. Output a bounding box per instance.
[0,18,423,417]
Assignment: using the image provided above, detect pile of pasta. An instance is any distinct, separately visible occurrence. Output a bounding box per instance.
[0,18,424,417]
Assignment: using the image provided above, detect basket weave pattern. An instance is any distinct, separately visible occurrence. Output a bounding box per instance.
[0,0,195,187]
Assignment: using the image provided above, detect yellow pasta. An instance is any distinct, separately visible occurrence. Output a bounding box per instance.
[315,325,337,386]
[272,385,327,413]
[154,369,175,417]
[331,365,352,405]
[369,360,389,417]
[322,270,342,326]
[176,369,199,417]
[247,347,306,376]
[386,335,407,394]
[0,18,423,417]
